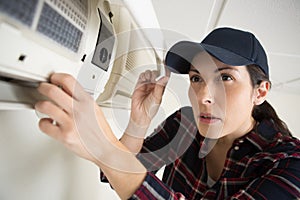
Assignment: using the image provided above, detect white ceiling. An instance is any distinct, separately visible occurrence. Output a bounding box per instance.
[151,0,300,94]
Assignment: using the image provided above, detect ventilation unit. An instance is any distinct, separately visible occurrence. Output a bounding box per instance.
[0,0,163,109]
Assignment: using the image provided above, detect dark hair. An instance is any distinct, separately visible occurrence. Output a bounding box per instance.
[247,65,292,136]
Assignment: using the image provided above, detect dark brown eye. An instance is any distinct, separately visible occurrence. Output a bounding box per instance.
[221,74,233,81]
[190,75,202,83]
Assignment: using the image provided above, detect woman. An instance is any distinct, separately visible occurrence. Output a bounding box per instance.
[35,27,300,199]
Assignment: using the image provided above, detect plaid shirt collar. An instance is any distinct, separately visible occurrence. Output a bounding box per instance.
[196,119,284,157]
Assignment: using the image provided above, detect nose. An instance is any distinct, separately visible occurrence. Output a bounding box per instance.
[198,84,214,105]
[189,81,216,106]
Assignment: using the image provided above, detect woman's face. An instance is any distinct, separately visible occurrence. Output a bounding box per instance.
[188,52,257,139]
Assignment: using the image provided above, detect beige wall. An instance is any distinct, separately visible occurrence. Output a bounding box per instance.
[0,109,119,200]
[268,90,300,137]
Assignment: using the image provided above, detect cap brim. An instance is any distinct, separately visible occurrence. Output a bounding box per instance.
[165,41,254,74]
[165,41,203,74]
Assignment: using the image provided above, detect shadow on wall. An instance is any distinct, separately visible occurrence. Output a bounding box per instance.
[268,90,300,138]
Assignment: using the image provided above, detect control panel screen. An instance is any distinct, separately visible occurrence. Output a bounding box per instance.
[92,9,115,71]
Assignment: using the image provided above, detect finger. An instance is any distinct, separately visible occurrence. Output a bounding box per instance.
[136,72,150,87]
[155,66,170,86]
[156,74,169,86]
[137,72,146,83]
[165,67,171,78]
[37,82,73,113]
[144,70,152,81]
[150,70,158,83]
[153,76,169,103]
[35,100,70,125]
[49,73,87,101]
[38,118,62,140]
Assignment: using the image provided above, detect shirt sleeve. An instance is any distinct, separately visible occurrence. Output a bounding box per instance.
[100,170,109,183]
[137,107,196,172]
[230,157,300,199]
[129,172,186,200]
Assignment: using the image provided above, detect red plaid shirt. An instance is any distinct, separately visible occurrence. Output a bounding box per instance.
[129,107,300,199]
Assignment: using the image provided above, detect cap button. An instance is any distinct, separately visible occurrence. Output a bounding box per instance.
[234,146,240,151]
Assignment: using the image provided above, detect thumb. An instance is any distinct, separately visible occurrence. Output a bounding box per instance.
[153,75,169,103]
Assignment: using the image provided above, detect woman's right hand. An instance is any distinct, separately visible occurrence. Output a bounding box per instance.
[126,69,169,137]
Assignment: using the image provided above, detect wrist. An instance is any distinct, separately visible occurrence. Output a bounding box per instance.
[124,119,149,139]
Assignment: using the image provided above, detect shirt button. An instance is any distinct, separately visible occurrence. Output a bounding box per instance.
[239,139,244,143]
[234,146,240,151]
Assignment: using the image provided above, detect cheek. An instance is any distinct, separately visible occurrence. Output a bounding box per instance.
[224,89,254,121]
[188,86,200,124]
[188,86,197,106]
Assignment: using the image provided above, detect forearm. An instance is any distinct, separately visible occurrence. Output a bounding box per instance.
[119,119,149,154]
[78,109,148,199]
[96,140,147,200]
[120,134,144,154]
[92,107,148,199]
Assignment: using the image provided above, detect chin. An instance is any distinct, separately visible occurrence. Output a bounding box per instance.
[197,124,224,139]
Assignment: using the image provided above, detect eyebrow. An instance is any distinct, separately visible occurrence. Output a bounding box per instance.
[189,66,239,73]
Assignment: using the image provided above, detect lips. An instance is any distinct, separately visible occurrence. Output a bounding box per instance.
[199,113,221,124]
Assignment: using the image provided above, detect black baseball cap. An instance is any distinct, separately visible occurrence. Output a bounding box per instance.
[165,27,269,76]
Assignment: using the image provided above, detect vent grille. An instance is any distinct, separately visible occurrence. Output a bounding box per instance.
[0,0,38,26]
[48,0,88,30]
[0,0,88,53]
[37,3,83,52]
[125,51,137,72]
